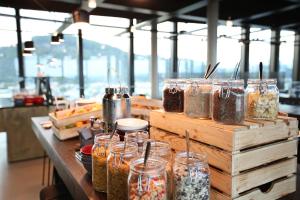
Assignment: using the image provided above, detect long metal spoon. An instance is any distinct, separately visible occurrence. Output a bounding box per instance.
[206,62,220,79]
[110,121,118,140]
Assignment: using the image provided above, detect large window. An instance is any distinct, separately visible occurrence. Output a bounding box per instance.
[178,22,207,78]
[0,9,19,98]
[216,25,242,79]
[21,9,79,99]
[249,28,271,77]
[82,16,129,99]
[279,30,295,90]
[134,29,151,96]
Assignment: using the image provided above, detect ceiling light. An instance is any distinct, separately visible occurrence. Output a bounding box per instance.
[24,41,35,51]
[88,0,97,8]
[51,35,60,45]
[72,9,89,29]
[226,17,233,27]
[23,50,33,56]
[58,33,64,42]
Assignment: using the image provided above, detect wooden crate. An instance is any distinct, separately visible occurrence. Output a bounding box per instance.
[131,97,162,120]
[150,110,298,200]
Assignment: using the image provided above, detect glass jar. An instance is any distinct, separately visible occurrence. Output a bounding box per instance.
[107,142,138,200]
[163,79,186,112]
[184,79,212,118]
[128,157,167,200]
[92,133,119,192]
[142,140,172,200]
[173,151,210,200]
[246,79,279,120]
[125,131,149,154]
[212,79,245,124]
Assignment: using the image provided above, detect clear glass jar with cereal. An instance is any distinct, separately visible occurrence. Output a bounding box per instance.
[128,157,167,200]
[107,142,138,200]
[92,133,119,192]
[173,151,210,200]
[246,79,279,120]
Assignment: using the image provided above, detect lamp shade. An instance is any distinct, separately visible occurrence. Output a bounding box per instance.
[23,50,32,56]
[24,41,35,51]
[51,35,60,45]
[72,9,89,24]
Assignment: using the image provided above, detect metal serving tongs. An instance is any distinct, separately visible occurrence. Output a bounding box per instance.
[259,62,265,94]
[204,62,220,79]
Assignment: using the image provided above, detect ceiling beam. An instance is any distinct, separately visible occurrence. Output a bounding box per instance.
[233,3,300,23]
[134,0,208,29]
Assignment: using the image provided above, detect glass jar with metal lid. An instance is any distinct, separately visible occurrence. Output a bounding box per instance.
[102,87,122,130]
[107,141,138,200]
[184,79,212,118]
[128,156,167,200]
[173,151,210,200]
[92,133,119,192]
[212,79,245,124]
[246,79,279,120]
[163,79,186,112]
[125,131,149,154]
[141,140,172,200]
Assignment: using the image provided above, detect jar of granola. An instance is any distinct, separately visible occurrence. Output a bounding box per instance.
[92,133,119,192]
[142,140,172,200]
[107,142,138,200]
[163,79,186,112]
[212,79,245,124]
[128,157,167,200]
[173,151,210,200]
[184,79,212,118]
[246,79,279,120]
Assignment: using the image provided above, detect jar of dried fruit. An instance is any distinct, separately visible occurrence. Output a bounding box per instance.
[92,133,119,192]
[141,140,172,199]
[128,157,167,200]
[163,79,186,112]
[184,79,212,118]
[246,79,279,120]
[173,151,210,200]
[107,142,138,200]
[212,79,245,124]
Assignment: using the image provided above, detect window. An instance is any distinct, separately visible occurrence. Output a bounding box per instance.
[0,13,19,98]
[279,30,295,90]
[82,16,130,99]
[178,22,207,78]
[134,29,151,96]
[216,25,242,78]
[20,9,79,99]
[249,28,271,77]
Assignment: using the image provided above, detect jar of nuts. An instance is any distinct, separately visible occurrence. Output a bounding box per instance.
[246,79,279,120]
[107,142,138,200]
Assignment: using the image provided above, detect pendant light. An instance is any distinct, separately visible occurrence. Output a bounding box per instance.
[72,9,89,29]
[24,41,35,51]
[23,50,33,56]
[58,33,64,43]
[51,35,60,45]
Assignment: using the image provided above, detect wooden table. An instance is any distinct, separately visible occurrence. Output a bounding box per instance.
[32,116,105,200]
[32,116,299,200]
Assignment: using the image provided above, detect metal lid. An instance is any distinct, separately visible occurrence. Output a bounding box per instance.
[247,79,277,85]
[105,87,118,94]
[116,118,148,131]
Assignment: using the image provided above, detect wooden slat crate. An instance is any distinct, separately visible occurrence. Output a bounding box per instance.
[150,110,299,200]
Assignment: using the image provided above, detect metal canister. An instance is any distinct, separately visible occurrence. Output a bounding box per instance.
[102,87,122,130]
[119,87,131,118]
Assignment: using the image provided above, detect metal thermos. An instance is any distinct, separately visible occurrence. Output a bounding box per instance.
[102,87,122,130]
[120,87,131,118]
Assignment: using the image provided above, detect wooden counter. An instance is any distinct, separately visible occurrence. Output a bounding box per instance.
[0,106,49,162]
[31,117,105,200]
